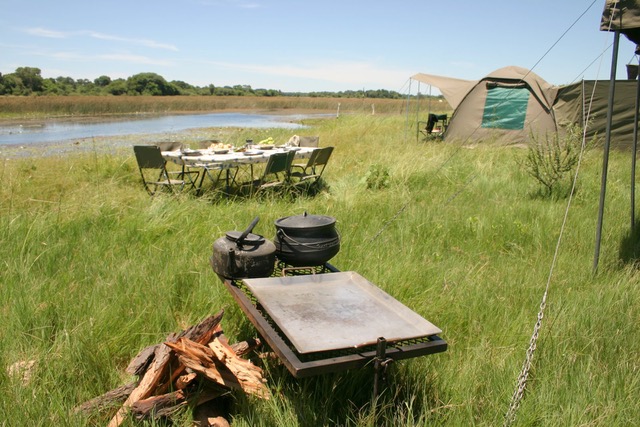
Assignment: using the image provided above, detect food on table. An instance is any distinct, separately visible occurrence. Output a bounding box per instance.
[208,142,234,150]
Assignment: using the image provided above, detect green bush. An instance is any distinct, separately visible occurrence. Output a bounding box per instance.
[362,164,390,190]
[520,124,594,196]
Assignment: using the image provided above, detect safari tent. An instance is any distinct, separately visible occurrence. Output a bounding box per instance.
[411,65,639,147]
[412,66,559,144]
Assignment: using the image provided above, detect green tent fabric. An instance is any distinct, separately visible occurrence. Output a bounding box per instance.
[555,80,639,150]
[481,86,530,130]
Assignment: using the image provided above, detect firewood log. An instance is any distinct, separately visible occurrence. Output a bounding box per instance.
[230,337,261,357]
[107,311,224,427]
[107,342,174,427]
[131,387,228,421]
[165,337,270,399]
[175,372,197,390]
[73,382,138,414]
[125,344,157,376]
[130,390,187,420]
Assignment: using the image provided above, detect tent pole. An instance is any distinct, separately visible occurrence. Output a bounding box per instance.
[594,30,621,274]
[632,53,640,231]
[415,81,421,141]
[405,79,412,143]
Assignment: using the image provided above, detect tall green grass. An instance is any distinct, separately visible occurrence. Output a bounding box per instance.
[1,114,639,426]
[0,95,426,119]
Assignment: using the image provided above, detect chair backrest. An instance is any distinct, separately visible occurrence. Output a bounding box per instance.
[155,141,183,152]
[311,146,334,167]
[134,145,167,169]
[263,151,295,177]
[298,136,319,148]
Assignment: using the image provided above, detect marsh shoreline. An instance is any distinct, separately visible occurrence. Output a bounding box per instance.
[0,109,333,159]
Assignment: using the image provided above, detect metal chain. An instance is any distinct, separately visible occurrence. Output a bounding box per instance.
[503,290,547,427]
[368,203,408,243]
[505,3,612,424]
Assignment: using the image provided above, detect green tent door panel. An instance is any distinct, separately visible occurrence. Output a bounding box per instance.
[481,86,530,130]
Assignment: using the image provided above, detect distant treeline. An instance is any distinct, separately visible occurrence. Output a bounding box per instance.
[0,66,412,100]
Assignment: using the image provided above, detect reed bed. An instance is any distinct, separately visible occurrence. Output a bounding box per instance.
[0,95,432,119]
[1,113,638,426]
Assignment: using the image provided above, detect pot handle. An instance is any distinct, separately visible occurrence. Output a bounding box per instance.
[237,216,260,247]
[276,228,340,248]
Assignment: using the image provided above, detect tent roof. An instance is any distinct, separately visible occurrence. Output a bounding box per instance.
[411,73,475,110]
[412,66,557,111]
[483,65,557,111]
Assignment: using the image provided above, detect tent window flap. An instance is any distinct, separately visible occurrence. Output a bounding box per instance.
[481,86,530,130]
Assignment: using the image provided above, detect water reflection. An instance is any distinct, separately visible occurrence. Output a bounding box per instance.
[0,112,321,146]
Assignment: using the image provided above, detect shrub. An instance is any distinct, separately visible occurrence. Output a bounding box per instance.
[519,124,594,196]
[361,164,390,190]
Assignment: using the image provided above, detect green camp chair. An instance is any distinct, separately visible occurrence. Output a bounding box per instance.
[290,146,334,185]
[245,150,296,195]
[298,136,320,147]
[133,145,196,196]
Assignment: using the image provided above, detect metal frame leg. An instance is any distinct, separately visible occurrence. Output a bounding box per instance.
[372,337,393,407]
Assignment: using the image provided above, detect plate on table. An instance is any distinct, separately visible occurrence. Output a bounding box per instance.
[181,150,202,156]
[285,146,301,152]
[213,149,229,154]
[244,150,264,156]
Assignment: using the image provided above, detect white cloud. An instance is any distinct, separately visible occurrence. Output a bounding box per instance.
[24,27,69,39]
[21,27,177,51]
[32,49,173,66]
[86,31,178,51]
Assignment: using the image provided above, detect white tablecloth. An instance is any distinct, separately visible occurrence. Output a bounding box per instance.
[163,146,316,169]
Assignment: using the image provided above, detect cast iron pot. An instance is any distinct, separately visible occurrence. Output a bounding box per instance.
[273,212,340,266]
[211,216,276,279]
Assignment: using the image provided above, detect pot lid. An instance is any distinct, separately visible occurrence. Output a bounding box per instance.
[275,212,336,229]
[225,231,265,245]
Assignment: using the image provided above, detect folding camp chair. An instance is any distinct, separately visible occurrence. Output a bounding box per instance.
[245,150,295,195]
[133,145,196,195]
[155,141,183,152]
[298,136,320,148]
[290,146,334,185]
[418,114,448,140]
[154,141,201,185]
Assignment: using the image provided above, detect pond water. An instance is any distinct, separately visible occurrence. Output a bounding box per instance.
[0,112,323,146]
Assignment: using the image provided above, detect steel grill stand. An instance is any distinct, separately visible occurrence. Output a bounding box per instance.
[218,261,447,400]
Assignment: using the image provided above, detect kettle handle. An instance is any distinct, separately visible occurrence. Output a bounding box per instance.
[237,216,260,247]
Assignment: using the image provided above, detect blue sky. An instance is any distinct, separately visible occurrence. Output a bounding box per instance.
[0,0,636,93]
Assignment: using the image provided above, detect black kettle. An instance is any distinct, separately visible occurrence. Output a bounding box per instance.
[211,216,276,279]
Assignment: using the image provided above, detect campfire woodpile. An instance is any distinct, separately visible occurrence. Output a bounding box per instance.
[75,310,269,426]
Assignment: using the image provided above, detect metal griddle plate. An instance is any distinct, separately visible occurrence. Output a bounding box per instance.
[242,271,442,354]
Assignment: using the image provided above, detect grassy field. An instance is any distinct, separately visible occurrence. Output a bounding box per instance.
[1,110,639,426]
